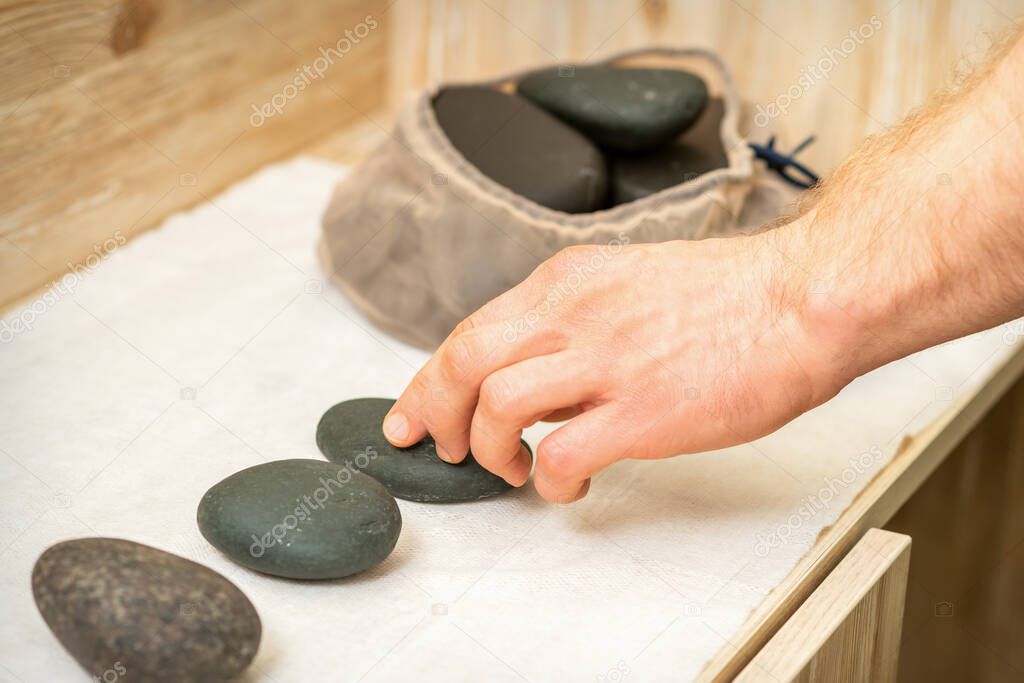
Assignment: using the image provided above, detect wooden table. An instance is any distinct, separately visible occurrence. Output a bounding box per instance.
[722,346,1024,681]
[6,2,1024,680]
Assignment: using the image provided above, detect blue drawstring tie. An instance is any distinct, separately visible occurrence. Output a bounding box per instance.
[749,135,820,189]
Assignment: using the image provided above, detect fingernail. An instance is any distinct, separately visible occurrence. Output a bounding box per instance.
[436,443,453,463]
[383,411,408,442]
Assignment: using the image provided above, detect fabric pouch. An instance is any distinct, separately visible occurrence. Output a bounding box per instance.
[320,47,801,349]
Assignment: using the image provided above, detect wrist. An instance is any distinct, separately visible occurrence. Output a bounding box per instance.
[746,27,1024,404]
[756,216,878,401]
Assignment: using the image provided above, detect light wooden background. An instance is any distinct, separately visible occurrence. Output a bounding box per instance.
[1,0,388,311]
[386,0,1023,169]
[3,0,1023,310]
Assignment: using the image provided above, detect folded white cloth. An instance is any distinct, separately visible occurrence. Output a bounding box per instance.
[0,156,1017,682]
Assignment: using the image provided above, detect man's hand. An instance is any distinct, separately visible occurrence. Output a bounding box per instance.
[382,235,841,503]
[383,26,1024,503]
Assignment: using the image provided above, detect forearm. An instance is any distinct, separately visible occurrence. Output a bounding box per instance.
[773,25,1024,389]
[385,24,1024,503]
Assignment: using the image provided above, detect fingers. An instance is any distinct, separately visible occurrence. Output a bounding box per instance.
[384,316,562,461]
[470,351,601,486]
[382,246,599,466]
[533,404,634,504]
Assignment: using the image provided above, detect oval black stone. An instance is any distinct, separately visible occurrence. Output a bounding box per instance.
[316,397,524,503]
[197,459,402,580]
[432,85,609,213]
[32,538,261,683]
[517,66,709,153]
[610,98,729,204]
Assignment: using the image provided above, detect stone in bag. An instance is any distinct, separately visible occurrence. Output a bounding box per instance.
[516,65,708,153]
[433,85,609,213]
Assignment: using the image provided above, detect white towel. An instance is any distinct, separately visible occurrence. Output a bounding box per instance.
[0,156,1017,682]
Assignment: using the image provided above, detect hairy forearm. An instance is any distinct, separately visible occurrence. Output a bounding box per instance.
[770,25,1024,390]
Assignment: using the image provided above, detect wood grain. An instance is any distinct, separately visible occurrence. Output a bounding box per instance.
[699,344,1024,681]
[736,528,911,682]
[0,0,221,118]
[385,0,1024,171]
[305,111,391,164]
[886,375,1024,682]
[0,0,389,309]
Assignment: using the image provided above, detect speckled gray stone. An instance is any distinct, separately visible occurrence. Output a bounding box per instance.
[517,66,708,153]
[31,538,260,683]
[316,398,525,503]
[197,459,401,580]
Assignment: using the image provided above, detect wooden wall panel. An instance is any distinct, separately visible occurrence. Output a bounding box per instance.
[0,0,231,138]
[1,0,388,309]
[386,0,1024,171]
[7,0,1021,310]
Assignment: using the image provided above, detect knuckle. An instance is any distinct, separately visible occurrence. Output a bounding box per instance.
[451,313,482,337]
[548,245,587,271]
[441,333,482,380]
[561,244,593,259]
[479,373,518,416]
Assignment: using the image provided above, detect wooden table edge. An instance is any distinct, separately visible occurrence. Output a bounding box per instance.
[734,528,912,681]
[699,342,1024,681]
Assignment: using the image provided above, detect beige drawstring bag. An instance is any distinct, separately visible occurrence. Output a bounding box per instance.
[319,47,802,349]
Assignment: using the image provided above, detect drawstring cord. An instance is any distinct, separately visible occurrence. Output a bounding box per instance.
[749,135,820,189]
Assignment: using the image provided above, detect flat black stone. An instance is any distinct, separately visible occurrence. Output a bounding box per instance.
[316,397,524,503]
[609,98,729,204]
[32,538,261,683]
[517,66,708,154]
[432,85,608,213]
[197,459,402,580]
